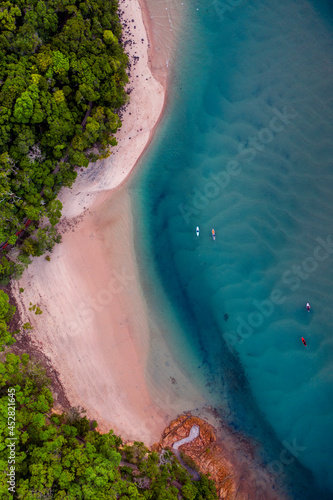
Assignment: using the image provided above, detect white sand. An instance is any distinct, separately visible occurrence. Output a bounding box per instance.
[11,0,185,445]
[59,0,165,219]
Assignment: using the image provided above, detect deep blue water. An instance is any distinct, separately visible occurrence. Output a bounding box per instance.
[131,0,333,497]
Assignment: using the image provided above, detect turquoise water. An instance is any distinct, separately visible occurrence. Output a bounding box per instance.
[132,0,333,497]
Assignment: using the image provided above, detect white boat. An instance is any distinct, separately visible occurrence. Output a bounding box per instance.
[212,229,216,240]
[196,226,200,237]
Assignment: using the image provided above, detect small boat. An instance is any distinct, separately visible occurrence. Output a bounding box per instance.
[306,302,311,312]
[212,229,216,241]
[302,337,307,347]
[196,226,200,237]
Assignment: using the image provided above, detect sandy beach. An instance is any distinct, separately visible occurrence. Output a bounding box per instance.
[11,0,192,444]
[8,3,305,497]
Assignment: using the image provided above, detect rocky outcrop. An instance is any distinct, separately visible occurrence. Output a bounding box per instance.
[155,413,287,500]
[155,414,235,499]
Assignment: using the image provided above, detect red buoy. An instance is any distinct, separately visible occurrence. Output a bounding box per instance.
[302,337,307,347]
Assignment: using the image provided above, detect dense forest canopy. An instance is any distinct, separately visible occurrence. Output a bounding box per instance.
[0,0,129,276]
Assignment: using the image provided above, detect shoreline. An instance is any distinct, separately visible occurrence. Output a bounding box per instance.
[11,0,181,445]
[58,0,175,219]
[7,2,297,496]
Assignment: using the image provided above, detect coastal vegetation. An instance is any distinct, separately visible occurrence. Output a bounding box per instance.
[0,0,129,280]
[0,290,218,499]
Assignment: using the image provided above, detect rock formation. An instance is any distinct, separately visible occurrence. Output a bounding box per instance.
[155,414,235,499]
[155,413,286,500]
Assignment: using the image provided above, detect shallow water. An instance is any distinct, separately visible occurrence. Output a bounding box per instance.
[143,0,183,83]
[131,0,333,497]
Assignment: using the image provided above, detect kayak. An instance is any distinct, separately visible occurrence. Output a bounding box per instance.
[196,226,200,237]
[302,337,307,347]
[306,302,311,311]
[212,229,216,240]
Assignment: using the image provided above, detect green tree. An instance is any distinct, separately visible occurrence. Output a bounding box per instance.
[13,91,34,124]
[0,2,21,32]
[103,30,118,44]
[0,289,15,349]
[182,481,197,500]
